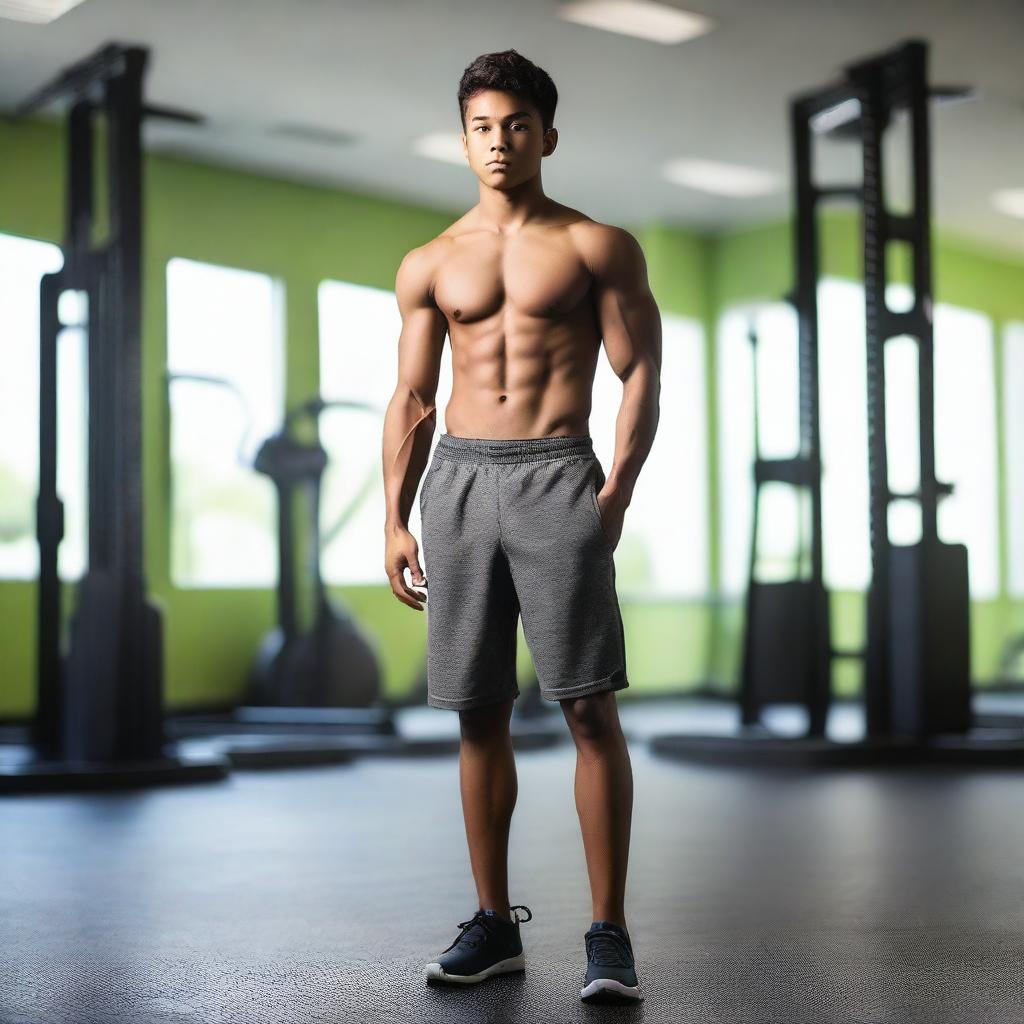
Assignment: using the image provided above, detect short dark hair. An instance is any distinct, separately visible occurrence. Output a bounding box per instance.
[457,49,558,133]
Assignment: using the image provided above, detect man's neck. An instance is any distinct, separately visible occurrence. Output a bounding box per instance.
[474,178,552,233]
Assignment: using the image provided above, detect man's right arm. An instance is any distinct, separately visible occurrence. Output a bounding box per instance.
[382,241,447,610]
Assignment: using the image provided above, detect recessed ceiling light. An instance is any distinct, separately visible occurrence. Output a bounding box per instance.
[557,0,714,44]
[411,132,466,166]
[992,188,1024,220]
[662,157,780,197]
[0,0,87,22]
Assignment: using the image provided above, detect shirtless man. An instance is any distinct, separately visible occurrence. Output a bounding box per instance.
[381,49,661,1004]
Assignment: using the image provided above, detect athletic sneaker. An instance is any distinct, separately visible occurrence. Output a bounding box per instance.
[580,920,644,1003]
[424,905,533,985]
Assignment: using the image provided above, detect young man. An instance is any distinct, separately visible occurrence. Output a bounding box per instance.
[382,48,661,1005]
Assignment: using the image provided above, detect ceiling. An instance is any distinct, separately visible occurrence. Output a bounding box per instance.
[2,0,1022,256]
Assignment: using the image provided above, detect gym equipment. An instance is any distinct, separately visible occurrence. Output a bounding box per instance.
[651,38,1024,767]
[159,380,400,759]
[248,396,384,708]
[0,43,227,793]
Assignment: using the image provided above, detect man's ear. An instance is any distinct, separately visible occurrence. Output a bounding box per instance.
[543,127,558,157]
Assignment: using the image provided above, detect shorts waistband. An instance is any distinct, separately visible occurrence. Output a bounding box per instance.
[435,432,594,465]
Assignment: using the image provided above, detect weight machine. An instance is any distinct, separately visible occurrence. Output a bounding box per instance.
[1,44,227,792]
[652,39,1024,767]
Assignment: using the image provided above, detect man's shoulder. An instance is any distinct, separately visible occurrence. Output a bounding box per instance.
[396,231,456,293]
[567,218,643,276]
[402,231,455,266]
[568,217,639,252]
[399,219,468,276]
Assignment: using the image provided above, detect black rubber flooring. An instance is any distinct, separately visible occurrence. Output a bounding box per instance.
[3,700,1024,1023]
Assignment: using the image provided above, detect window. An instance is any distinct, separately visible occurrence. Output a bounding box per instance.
[818,278,871,589]
[886,284,999,599]
[719,280,999,601]
[166,258,284,588]
[592,313,708,598]
[1006,323,1024,597]
[0,233,84,581]
[318,279,451,586]
[717,300,801,596]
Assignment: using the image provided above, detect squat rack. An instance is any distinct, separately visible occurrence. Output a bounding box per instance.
[653,38,1022,766]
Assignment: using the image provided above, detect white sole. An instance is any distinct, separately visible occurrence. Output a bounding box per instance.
[580,977,644,1002]
[425,952,526,984]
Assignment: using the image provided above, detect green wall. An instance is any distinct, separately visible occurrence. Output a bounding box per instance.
[1,116,1022,717]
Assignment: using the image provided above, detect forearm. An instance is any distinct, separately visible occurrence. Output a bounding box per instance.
[605,357,660,506]
[383,389,437,533]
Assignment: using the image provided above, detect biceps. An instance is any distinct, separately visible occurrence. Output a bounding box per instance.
[397,305,447,396]
[596,284,661,378]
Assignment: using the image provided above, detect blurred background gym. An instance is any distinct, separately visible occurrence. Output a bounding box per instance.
[1,1,1023,1021]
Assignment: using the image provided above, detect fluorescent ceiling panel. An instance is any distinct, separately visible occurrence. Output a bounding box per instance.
[0,0,86,22]
[412,132,466,166]
[557,0,714,44]
[662,157,780,197]
[992,188,1024,220]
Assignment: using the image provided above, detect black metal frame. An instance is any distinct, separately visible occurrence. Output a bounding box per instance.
[28,45,162,762]
[842,42,970,738]
[1,43,226,791]
[653,38,1012,767]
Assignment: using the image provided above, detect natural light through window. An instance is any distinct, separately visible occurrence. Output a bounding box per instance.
[887,282,999,598]
[818,278,871,589]
[1005,323,1024,597]
[591,313,708,598]
[318,279,447,586]
[717,300,802,595]
[0,232,87,581]
[718,279,1000,601]
[166,257,284,588]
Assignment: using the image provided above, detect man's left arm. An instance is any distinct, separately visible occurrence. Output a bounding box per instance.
[580,223,662,542]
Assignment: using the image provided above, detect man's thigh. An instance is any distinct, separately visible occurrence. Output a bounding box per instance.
[420,456,520,711]
[499,454,628,703]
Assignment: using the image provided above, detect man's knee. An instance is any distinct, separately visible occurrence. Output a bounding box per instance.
[560,690,621,744]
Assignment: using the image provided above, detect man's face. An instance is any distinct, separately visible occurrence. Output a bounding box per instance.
[462,89,555,186]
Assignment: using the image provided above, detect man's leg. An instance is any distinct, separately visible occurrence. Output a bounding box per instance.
[458,696,518,919]
[560,691,633,927]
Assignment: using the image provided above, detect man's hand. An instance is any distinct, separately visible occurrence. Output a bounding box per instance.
[385,526,428,611]
[596,484,628,551]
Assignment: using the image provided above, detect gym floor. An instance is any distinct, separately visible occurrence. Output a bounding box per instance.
[3,696,1023,1024]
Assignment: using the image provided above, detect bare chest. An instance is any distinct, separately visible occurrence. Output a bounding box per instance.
[433,234,593,326]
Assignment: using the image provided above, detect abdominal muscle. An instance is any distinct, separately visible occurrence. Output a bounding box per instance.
[440,311,603,441]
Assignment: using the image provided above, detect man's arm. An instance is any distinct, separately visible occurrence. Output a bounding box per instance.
[579,223,662,513]
[382,241,447,610]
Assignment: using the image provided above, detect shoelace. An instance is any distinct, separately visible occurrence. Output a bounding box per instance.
[442,904,533,954]
[585,926,634,967]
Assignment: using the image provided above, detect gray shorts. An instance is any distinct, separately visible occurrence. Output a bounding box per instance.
[418,432,628,710]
